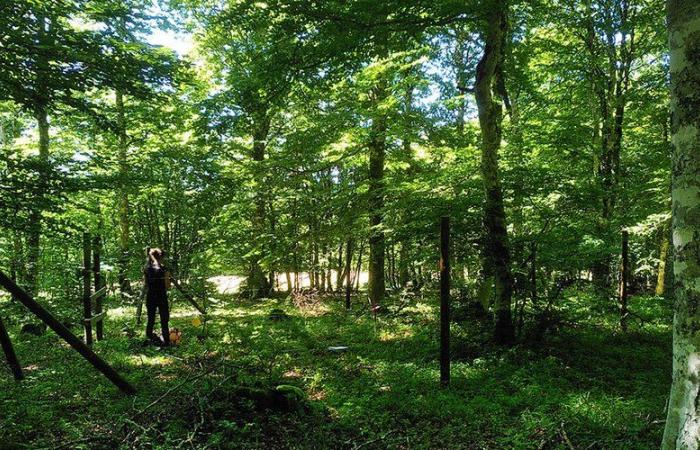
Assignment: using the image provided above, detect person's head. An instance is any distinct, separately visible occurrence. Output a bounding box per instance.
[148,248,164,266]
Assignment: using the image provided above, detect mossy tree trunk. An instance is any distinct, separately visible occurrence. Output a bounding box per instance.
[474,0,514,345]
[662,1,700,447]
[247,115,272,299]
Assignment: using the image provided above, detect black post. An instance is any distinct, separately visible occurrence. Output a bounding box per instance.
[530,241,537,303]
[82,232,93,346]
[440,216,450,387]
[93,234,104,341]
[0,316,23,380]
[0,271,136,394]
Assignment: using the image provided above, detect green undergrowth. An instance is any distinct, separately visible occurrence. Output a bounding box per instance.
[0,289,672,449]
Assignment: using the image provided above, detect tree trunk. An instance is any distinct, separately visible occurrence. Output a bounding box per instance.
[662,2,700,446]
[440,217,451,387]
[246,116,272,298]
[82,232,93,346]
[474,0,514,345]
[345,239,353,309]
[368,81,388,307]
[115,90,132,298]
[93,232,104,341]
[336,242,344,292]
[25,106,50,296]
[11,231,25,300]
[354,241,365,292]
[619,230,629,332]
[530,242,537,303]
[399,242,410,287]
[586,0,634,291]
[656,220,671,297]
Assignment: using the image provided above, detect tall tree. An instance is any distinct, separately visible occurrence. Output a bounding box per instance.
[580,0,638,288]
[474,0,514,344]
[662,0,700,446]
[367,76,389,307]
[0,0,177,294]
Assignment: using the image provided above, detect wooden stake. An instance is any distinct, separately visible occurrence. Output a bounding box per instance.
[0,316,23,380]
[0,271,136,394]
[440,216,450,387]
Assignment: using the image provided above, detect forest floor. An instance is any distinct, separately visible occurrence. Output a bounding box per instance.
[0,288,671,449]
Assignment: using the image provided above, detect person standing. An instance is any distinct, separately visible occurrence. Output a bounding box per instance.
[144,248,171,346]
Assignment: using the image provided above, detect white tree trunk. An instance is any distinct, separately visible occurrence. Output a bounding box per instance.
[662,1,700,448]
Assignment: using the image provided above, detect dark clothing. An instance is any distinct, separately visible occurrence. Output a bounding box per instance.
[145,265,168,301]
[144,265,170,345]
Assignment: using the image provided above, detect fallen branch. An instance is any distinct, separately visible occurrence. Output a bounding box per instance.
[135,365,217,416]
[352,429,397,450]
[559,423,575,450]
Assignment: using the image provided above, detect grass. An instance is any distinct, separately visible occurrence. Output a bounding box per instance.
[0,289,672,449]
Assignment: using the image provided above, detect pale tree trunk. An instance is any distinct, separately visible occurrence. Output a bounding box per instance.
[474,0,514,345]
[662,1,700,447]
[657,218,671,296]
[367,83,388,307]
[116,90,132,297]
[618,230,629,332]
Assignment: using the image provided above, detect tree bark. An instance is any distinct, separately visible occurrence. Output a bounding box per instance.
[354,241,365,292]
[440,217,451,387]
[285,271,292,294]
[345,239,353,308]
[474,0,514,345]
[662,1,700,446]
[368,84,388,307]
[93,232,104,341]
[657,220,671,296]
[399,242,410,287]
[246,116,272,298]
[82,232,93,346]
[619,230,629,332]
[115,90,132,298]
[336,242,344,292]
[584,0,634,290]
[25,106,50,296]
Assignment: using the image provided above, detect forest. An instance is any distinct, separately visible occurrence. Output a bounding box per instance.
[1,0,699,448]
